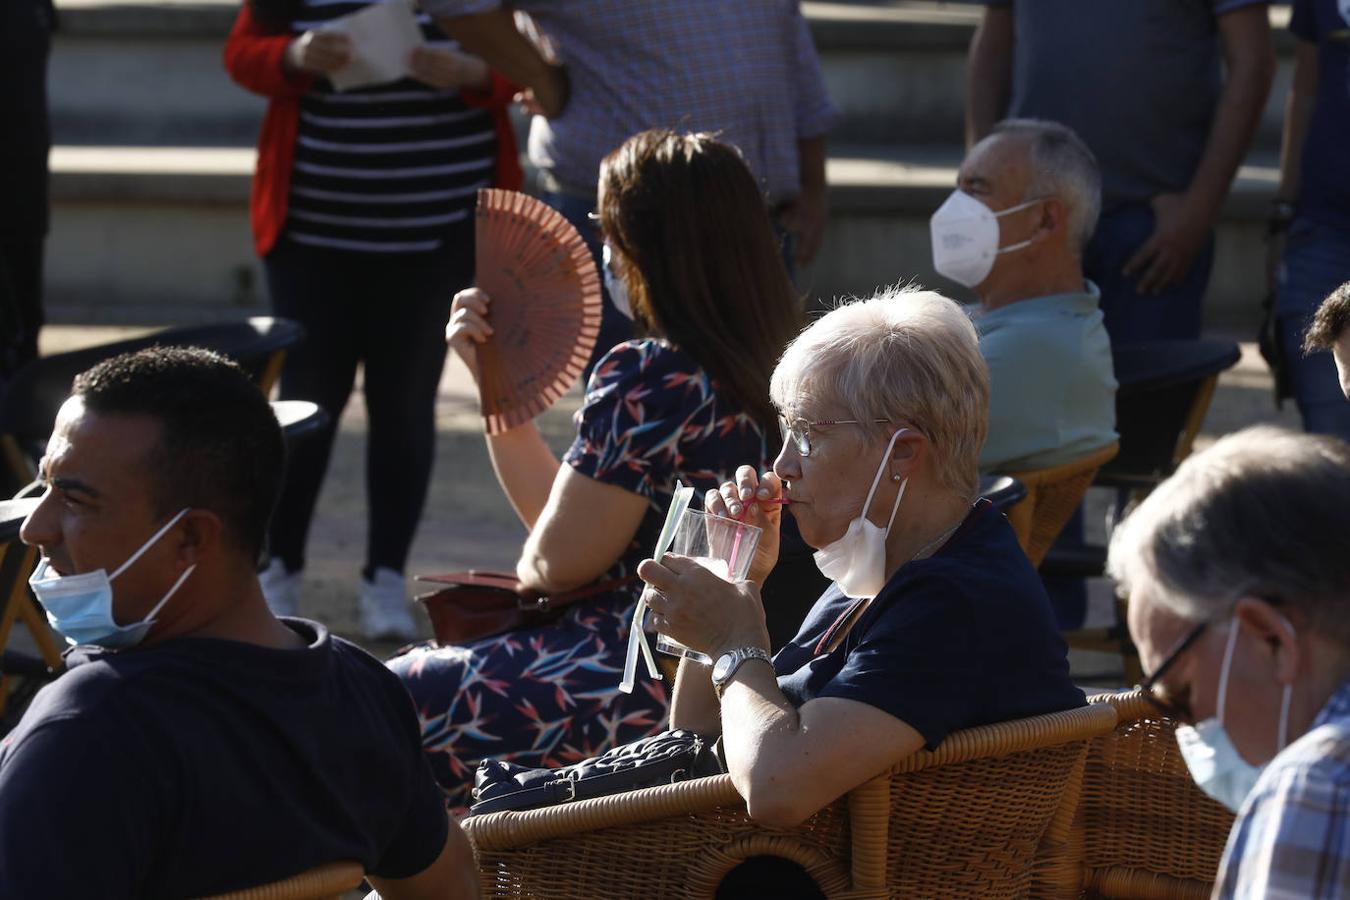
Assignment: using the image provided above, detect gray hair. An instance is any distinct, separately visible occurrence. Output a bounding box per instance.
[1107,426,1350,646]
[990,118,1101,252]
[769,285,989,498]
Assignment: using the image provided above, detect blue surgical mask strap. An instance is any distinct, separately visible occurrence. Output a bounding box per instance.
[1216,618,1241,727]
[109,507,189,581]
[1219,614,1295,752]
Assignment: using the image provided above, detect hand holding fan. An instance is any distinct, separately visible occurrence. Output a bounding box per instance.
[473,189,603,434]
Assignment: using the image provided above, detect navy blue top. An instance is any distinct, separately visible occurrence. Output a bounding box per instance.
[1290,0,1350,231]
[775,500,1084,749]
[0,619,448,898]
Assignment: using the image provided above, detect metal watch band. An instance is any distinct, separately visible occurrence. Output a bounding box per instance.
[712,646,773,697]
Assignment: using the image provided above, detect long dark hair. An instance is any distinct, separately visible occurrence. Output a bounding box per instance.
[249,0,302,32]
[597,130,802,436]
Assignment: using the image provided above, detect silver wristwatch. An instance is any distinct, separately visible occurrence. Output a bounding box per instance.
[711,646,772,696]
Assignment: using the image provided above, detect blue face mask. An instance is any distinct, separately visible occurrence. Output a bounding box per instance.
[29,507,196,650]
[1175,617,1293,813]
[602,242,634,320]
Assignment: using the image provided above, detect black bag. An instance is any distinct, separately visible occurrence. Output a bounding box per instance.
[1259,290,1294,406]
[468,730,724,816]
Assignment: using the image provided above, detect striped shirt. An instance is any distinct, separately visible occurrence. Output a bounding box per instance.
[1215,678,1350,898]
[288,0,495,253]
[415,0,838,201]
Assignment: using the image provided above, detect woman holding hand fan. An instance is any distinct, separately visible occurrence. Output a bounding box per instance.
[389,130,815,813]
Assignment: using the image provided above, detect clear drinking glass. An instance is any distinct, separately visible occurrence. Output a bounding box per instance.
[653,509,761,664]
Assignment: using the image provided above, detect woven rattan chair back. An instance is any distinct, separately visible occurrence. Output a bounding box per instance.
[1077,691,1235,899]
[464,702,1117,899]
[1004,442,1119,567]
[197,861,364,900]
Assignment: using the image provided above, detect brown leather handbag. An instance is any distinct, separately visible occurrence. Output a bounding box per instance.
[415,570,640,645]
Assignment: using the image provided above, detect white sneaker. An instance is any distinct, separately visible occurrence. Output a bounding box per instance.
[359,567,419,641]
[259,559,301,618]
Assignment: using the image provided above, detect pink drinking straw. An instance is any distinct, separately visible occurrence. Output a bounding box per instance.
[728,521,745,578]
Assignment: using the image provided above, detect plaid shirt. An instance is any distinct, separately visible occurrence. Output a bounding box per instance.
[418,0,838,200]
[1214,678,1350,899]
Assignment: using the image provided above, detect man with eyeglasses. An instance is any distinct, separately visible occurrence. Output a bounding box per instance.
[1108,425,1350,897]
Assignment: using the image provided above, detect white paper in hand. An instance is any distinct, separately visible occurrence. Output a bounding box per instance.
[321,0,424,92]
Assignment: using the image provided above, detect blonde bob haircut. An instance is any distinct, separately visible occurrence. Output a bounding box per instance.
[770,286,989,498]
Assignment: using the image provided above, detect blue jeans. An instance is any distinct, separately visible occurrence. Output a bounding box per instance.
[541,190,634,386]
[1084,203,1214,345]
[1277,217,1350,440]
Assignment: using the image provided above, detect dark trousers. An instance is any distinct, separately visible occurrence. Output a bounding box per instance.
[263,232,471,574]
[0,236,44,379]
[1084,202,1215,345]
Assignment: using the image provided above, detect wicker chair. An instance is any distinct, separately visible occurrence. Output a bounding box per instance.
[463,702,1117,899]
[1003,442,1119,568]
[199,861,365,900]
[1075,691,1235,899]
[0,497,61,726]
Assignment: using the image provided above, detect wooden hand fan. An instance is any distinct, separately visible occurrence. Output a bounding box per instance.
[473,189,602,435]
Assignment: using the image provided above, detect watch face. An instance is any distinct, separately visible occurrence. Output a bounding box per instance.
[712,653,735,682]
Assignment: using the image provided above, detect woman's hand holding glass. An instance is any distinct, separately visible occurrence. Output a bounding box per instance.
[705,467,784,587]
[445,288,494,384]
[637,555,770,661]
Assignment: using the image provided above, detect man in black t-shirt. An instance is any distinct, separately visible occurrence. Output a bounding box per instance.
[0,347,477,898]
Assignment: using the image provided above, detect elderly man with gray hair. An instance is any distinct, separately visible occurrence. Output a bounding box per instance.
[1109,425,1350,896]
[932,118,1117,475]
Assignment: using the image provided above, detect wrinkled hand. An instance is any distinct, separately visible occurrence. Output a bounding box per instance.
[778,184,829,267]
[514,64,568,118]
[638,554,770,658]
[408,45,490,91]
[704,467,784,587]
[284,30,352,76]
[1122,192,1214,296]
[445,288,494,382]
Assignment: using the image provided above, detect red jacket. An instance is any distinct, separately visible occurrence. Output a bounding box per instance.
[223,3,523,257]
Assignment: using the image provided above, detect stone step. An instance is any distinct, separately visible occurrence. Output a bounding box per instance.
[45,143,1279,330]
[48,0,1296,149]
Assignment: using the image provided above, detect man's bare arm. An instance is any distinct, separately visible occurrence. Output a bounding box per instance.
[965,6,1013,147]
[431,9,566,116]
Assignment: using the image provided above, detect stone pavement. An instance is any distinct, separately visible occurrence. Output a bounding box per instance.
[30,324,1303,677]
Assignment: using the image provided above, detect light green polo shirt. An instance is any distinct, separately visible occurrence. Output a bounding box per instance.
[976,284,1118,474]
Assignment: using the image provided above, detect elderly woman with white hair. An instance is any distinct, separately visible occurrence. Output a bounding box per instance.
[638,287,1084,826]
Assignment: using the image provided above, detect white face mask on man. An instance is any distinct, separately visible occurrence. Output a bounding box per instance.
[812,428,910,599]
[1174,617,1295,813]
[929,190,1044,288]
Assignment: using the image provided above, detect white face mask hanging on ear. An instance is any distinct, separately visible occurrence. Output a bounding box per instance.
[813,428,909,599]
[1174,616,1295,813]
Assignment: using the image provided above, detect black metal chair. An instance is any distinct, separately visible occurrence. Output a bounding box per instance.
[271,400,330,448]
[980,473,1027,515]
[0,317,305,491]
[1043,339,1242,682]
[0,497,61,731]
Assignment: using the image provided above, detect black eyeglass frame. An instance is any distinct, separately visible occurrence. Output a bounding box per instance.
[1136,621,1207,721]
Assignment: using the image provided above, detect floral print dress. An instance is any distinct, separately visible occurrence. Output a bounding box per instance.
[387,339,770,812]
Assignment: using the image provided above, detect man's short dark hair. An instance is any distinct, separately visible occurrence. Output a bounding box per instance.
[1304,281,1350,354]
[71,346,284,558]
